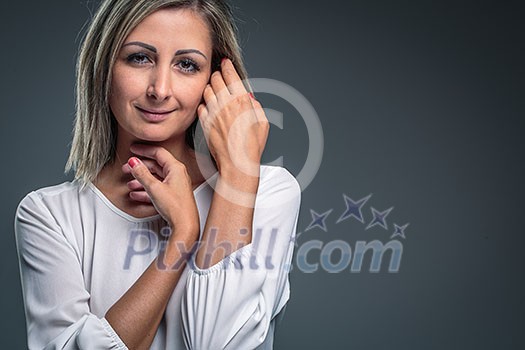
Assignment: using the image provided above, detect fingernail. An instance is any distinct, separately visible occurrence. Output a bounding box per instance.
[221,57,228,63]
[128,157,140,168]
[249,92,255,99]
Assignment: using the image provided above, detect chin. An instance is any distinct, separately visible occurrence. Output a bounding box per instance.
[133,128,186,144]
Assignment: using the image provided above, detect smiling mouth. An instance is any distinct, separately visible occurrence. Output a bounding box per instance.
[136,106,176,114]
[136,106,176,122]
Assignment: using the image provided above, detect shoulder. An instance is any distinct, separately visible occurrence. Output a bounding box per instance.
[15,181,83,221]
[14,182,89,261]
[257,165,301,208]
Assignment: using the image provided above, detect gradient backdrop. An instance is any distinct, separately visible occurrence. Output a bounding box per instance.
[1,0,523,348]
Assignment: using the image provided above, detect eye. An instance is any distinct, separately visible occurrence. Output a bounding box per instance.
[126,53,152,65]
[176,58,201,74]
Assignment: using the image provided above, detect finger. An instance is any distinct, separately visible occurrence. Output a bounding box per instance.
[141,159,164,177]
[197,103,210,130]
[210,70,231,102]
[122,163,132,174]
[197,103,214,147]
[197,103,208,119]
[130,145,188,186]
[202,84,217,109]
[129,191,153,203]
[221,58,247,95]
[128,157,158,190]
[127,179,144,191]
[123,159,164,177]
[130,144,177,170]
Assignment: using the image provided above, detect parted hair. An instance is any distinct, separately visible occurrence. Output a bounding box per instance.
[65,0,249,185]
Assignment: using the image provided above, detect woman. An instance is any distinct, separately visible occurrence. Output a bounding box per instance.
[14,0,300,349]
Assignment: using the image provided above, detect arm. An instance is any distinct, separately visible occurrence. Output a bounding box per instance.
[105,151,200,349]
[15,153,200,350]
[181,166,301,350]
[180,58,300,349]
[194,57,269,268]
[15,193,127,349]
[104,225,197,349]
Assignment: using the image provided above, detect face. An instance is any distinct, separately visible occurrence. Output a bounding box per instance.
[109,7,213,144]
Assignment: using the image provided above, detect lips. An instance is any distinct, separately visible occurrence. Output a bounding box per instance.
[136,106,176,122]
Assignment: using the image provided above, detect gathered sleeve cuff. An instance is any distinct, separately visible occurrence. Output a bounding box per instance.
[41,315,127,350]
[182,244,269,349]
[181,166,301,350]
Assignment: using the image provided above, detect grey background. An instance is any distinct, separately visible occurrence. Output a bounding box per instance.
[1,0,523,349]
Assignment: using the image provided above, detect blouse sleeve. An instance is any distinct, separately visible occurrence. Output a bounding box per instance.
[181,167,301,350]
[14,192,128,350]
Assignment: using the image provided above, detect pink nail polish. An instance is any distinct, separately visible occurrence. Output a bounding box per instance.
[128,157,140,168]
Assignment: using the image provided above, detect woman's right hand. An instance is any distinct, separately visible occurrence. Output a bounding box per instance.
[125,144,200,238]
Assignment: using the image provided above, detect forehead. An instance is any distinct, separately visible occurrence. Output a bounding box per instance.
[124,7,212,54]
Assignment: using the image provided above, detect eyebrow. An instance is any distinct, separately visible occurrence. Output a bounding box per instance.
[175,49,207,59]
[122,41,208,59]
[123,41,157,53]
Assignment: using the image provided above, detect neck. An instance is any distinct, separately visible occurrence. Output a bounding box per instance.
[96,129,196,189]
[91,129,214,220]
[116,133,192,168]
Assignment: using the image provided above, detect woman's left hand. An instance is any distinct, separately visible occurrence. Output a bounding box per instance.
[122,154,165,204]
[197,58,269,178]
[124,144,200,233]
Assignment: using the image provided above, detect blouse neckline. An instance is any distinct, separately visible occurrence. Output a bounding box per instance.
[86,173,217,223]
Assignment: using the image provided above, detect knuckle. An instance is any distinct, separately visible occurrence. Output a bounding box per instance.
[153,147,166,161]
[211,71,222,82]
[241,93,251,103]
[198,106,207,119]
[170,161,181,170]
[171,160,186,173]
[233,94,250,107]
[152,148,160,159]
[252,99,262,108]
[203,85,212,97]
[216,86,229,98]
[222,66,232,77]
[147,181,159,193]
[133,164,153,181]
[134,164,147,176]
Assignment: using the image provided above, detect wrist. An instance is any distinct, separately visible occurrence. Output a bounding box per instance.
[219,168,260,194]
[169,222,199,239]
[212,169,260,208]
[161,232,198,269]
[219,161,260,181]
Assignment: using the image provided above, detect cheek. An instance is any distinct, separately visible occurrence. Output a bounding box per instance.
[175,77,208,108]
[110,66,144,105]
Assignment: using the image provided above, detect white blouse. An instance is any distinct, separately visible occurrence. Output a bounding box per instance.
[14,165,300,350]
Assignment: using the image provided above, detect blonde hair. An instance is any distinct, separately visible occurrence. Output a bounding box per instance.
[65,0,249,185]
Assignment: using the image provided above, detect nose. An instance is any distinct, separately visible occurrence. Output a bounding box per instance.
[147,65,173,101]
